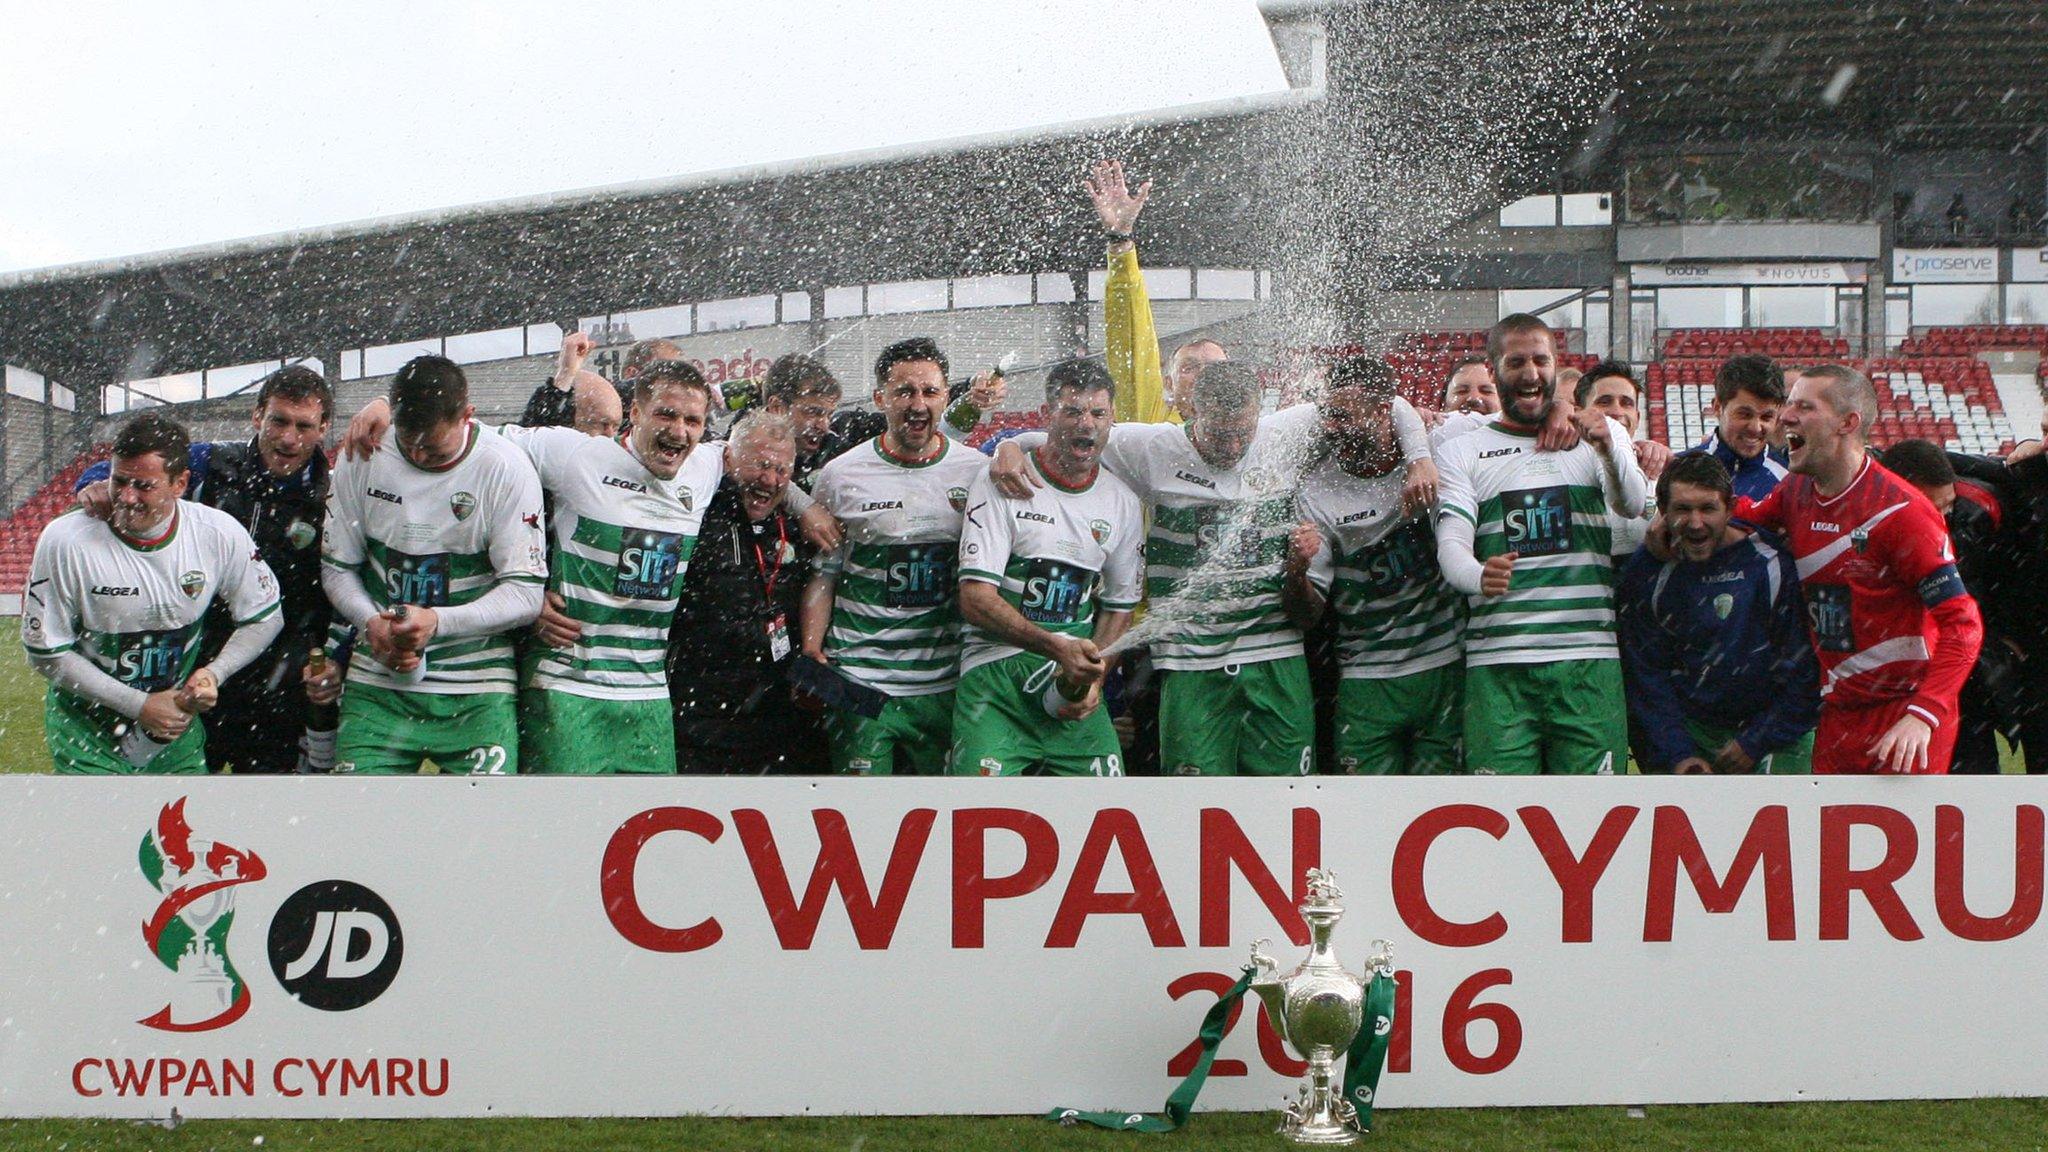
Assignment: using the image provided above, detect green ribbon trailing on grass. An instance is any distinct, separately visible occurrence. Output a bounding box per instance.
[1045,967,1254,1133]
[1045,965,1401,1134]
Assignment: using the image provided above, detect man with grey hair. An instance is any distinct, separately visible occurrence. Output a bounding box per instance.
[1726,363,1983,774]
[668,408,824,772]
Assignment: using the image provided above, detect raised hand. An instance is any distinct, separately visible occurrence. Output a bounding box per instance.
[1083,159,1151,239]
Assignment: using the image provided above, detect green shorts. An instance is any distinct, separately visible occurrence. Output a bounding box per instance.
[1333,663,1464,775]
[827,689,954,776]
[1158,657,1314,777]
[1464,659,1626,776]
[520,689,675,775]
[46,690,207,775]
[1644,716,1815,775]
[949,653,1124,777]
[335,684,519,775]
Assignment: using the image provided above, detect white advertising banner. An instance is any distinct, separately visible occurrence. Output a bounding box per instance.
[2012,247,2048,283]
[1631,261,1865,287]
[1892,248,2001,283]
[2,777,2043,1118]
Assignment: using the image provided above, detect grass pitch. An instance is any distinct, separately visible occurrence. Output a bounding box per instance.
[1,618,2038,1146]
[3,1099,2048,1151]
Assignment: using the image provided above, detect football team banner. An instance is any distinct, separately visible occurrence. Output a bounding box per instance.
[1,777,2042,1118]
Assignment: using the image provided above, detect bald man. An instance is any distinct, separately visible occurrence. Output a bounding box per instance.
[569,371,621,439]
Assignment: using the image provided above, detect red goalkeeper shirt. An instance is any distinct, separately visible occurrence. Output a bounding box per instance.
[1736,456,1983,731]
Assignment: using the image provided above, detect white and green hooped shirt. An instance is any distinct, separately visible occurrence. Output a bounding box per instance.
[1297,457,1463,679]
[956,452,1145,674]
[499,425,722,701]
[23,501,281,725]
[811,437,990,695]
[321,422,548,694]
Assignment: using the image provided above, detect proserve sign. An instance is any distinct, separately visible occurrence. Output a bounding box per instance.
[1892,248,2000,283]
[1,778,2043,1118]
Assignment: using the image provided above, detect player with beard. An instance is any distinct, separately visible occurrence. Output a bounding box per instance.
[952,360,1143,776]
[1727,365,1983,773]
[1433,314,1649,775]
[803,338,991,775]
[26,414,283,773]
[321,356,548,775]
[1618,453,1819,774]
[1285,357,1466,774]
[74,366,333,773]
[991,361,1432,775]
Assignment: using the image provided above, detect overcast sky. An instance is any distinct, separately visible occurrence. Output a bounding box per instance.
[0,1,1288,276]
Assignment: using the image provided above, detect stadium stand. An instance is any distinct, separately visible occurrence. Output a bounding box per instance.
[0,446,107,595]
[1647,352,2020,455]
[1660,328,1850,361]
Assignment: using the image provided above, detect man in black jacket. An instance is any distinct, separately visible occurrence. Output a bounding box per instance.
[1940,430,2048,772]
[75,365,334,772]
[666,410,826,773]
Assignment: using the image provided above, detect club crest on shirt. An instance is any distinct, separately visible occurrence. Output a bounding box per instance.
[178,570,205,600]
[451,492,477,522]
[1850,526,1870,554]
[1090,518,1112,546]
[285,518,317,550]
[1242,466,1280,494]
[1713,593,1734,620]
[948,486,969,513]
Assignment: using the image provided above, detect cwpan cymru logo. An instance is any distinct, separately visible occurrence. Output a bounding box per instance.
[137,798,267,1032]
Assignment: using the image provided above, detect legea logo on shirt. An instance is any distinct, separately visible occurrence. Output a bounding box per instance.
[1501,486,1573,557]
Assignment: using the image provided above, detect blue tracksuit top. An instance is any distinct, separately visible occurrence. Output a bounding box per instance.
[1696,432,1790,504]
[1617,535,1821,770]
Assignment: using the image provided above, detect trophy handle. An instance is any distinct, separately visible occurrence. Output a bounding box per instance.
[1365,938,1395,978]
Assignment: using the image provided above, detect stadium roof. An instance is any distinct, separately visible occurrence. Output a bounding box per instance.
[3,0,2043,394]
[1621,0,2048,149]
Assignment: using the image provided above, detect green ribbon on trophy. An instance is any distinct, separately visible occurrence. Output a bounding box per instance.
[1046,967,1256,1133]
[1343,966,1398,1131]
[1046,965,1400,1136]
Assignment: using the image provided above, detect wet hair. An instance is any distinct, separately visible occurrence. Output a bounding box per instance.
[1880,439,1956,488]
[632,359,714,412]
[1326,354,1397,400]
[1486,313,1555,368]
[763,353,841,404]
[729,410,797,455]
[873,337,949,387]
[1714,353,1787,407]
[1656,450,1733,510]
[623,338,684,378]
[1574,360,1640,408]
[1798,363,1878,438]
[112,412,191,477]
[1044,358,1117,404]
[389,355,468,435]
[1190,360,1260,414]
[255,364,333,422]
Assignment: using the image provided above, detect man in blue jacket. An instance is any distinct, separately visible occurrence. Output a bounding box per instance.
[1619,452,1820,773]
[1696,354,1791,504]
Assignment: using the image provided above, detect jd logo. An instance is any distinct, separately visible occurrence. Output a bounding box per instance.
[267,880,404,1012]
[138,799,267,1032]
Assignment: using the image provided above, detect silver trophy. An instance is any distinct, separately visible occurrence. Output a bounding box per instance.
[1248,869,1390,1146]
